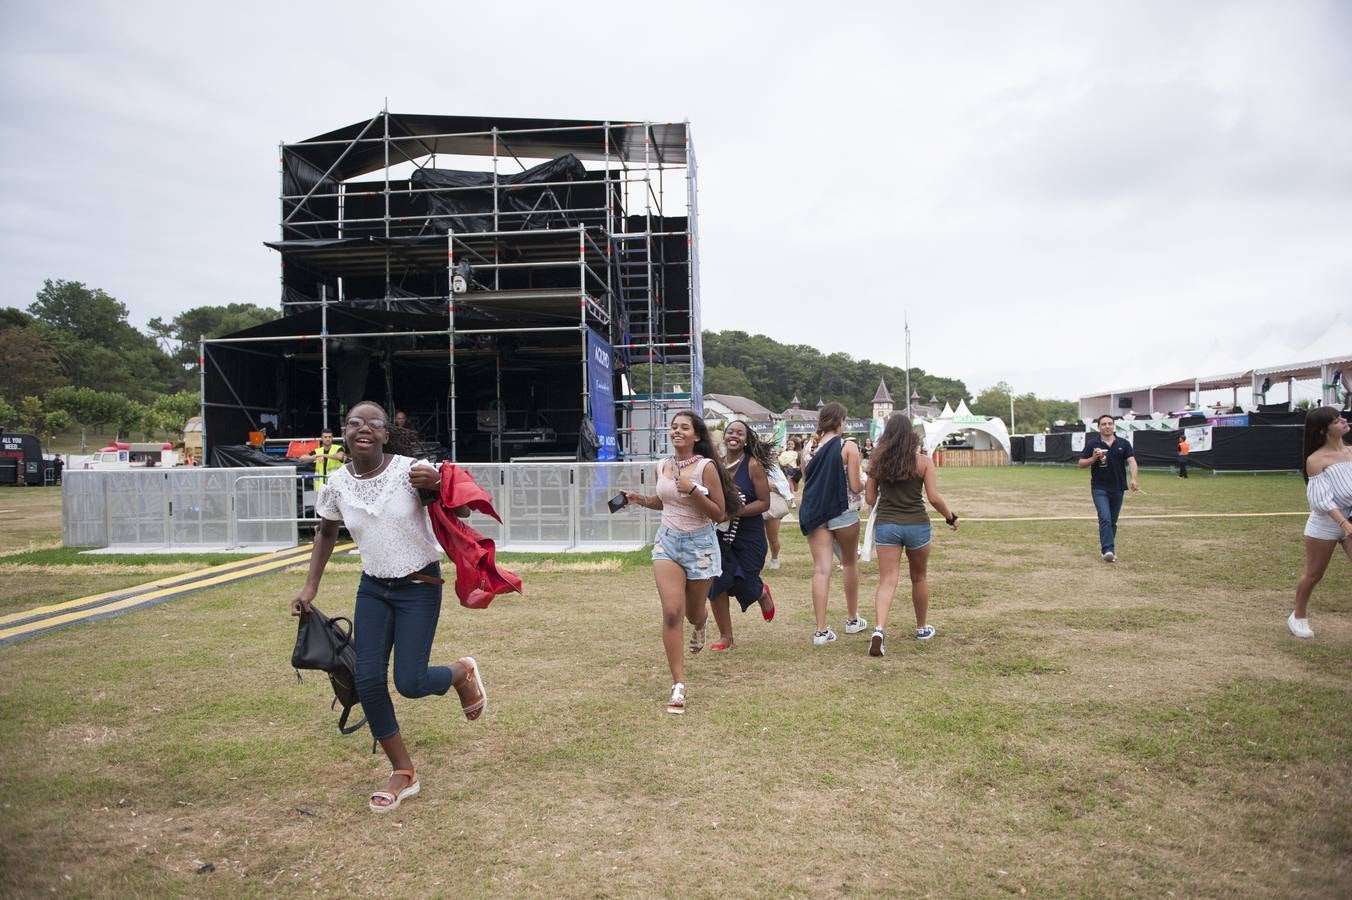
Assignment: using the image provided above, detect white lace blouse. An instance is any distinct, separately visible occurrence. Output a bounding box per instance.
[314,455,442,578]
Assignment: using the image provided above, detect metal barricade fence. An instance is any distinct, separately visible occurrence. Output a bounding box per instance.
[62,463,662,553]
[62,467,299,551]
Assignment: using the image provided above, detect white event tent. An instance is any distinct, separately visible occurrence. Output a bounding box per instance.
[916,399,1012,457]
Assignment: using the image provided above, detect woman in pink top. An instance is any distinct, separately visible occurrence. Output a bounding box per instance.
[624,411,741,714]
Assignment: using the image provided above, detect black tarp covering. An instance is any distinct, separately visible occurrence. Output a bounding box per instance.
[1249,409,1306,426]
[413,155,591,234]
[210,445,302,468]
[1009,435,1027,463]
[1021,433,1081,464]
[205,307,589,463]
[1135,426,1302,471]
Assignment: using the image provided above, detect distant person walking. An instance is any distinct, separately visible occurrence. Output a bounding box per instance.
[864,414,958,657]
[1177,435,1190,479]
[799,402,867,644]
[778,437,803,505]
[1078,414,1139,562]
[707,420,776,651]
[623,411,740,713]
[764,460,793,570]
[1291,408,1352,639]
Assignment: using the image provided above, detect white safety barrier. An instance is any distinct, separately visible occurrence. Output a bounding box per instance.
[62,463,665,553]
[62,467,299,551]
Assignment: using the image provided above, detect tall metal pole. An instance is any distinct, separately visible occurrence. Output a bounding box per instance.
[904,313,912,418]
[198,335,207,463]
[320,284,330,432]
[447,233,457,462]
[1009,390,1015,435]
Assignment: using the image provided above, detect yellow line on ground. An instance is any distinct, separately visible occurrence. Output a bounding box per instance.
[0,545,317,628]
[0,543,351,639]
[960,512,1308,523]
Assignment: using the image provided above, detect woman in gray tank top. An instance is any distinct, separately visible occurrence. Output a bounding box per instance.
[863,413,958,658]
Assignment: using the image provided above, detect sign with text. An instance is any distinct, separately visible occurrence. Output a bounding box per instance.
[585,328,618,461]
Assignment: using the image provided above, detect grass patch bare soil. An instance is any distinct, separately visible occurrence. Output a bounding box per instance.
[0,468,1347,897]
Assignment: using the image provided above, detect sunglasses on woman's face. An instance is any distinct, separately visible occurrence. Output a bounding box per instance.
[345,416,386,430]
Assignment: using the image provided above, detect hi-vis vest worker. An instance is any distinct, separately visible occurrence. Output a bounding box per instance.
[302,431,346,488]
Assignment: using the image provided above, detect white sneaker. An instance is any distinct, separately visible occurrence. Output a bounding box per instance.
[869,628,885,657]
[1287,612,1314,639]
[813,628,837,646]
[844,616,869,635]
[1102,551,1116,563]
[916,624,936,641]
[769,558,781,570]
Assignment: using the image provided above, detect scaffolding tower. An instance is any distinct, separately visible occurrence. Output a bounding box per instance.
[203,109,701,462]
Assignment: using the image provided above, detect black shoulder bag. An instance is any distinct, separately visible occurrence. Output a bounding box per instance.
[292,606,367,736]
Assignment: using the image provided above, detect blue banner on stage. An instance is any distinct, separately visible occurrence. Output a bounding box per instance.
[586,328,618,461]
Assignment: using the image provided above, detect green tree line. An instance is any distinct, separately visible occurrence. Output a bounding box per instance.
[699,331,1077,432]
[0,280,277,447]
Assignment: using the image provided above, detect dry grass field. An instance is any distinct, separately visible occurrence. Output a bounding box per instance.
[0,467,1348,897]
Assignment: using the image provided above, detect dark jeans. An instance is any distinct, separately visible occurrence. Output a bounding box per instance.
[1177,456,1188,478]
[1091,488,1124,554]
[353,562,451,740]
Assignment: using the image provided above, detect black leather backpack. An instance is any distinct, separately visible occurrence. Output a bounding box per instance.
[291,606,367,736]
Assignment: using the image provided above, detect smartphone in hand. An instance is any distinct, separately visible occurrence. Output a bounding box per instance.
[607,493,628,514]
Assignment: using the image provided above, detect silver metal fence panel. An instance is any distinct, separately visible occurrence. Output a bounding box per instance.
[574,462,652,549]
[106,471,169,547]
[232,469,299,548]
[61,470,107,547]
[459,464,506,544]
[167,468,231,547]
[504,464,574,549]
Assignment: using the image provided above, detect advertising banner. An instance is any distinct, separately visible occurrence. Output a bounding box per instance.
[1070,432,1086,452]
[1185,424,1213,453]
[586,328,618,461]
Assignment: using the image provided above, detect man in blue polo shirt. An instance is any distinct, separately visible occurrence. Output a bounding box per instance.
[1078,413,1139,562]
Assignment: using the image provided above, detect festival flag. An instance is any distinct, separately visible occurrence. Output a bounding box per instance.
[770,419,787,451]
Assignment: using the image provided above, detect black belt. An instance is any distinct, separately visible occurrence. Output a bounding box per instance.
[364,569,445,587]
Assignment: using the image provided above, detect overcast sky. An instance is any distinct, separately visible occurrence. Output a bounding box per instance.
[2,1,1348,402]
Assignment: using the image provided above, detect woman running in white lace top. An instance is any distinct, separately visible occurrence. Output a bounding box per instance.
[1290,407,1352,639]
[292,401,486,812]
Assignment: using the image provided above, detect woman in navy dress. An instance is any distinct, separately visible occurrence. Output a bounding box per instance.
[707,420,776,650]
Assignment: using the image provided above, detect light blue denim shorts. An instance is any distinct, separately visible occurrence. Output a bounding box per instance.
[825,509,861,531]
[875,522,932,550]
[652,524,722,580]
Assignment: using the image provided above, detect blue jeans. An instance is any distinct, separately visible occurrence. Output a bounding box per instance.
[353,562,451,740]
[1091,489,1124,554]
